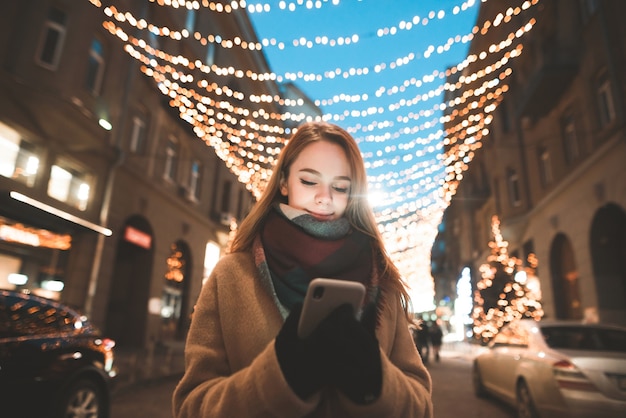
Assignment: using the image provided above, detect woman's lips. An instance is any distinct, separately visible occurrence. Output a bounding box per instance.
[309,211,334,221]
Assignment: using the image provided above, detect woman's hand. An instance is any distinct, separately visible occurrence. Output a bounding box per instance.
[275,304,327,400]
[314,303,382,404]
[275,302,382,404]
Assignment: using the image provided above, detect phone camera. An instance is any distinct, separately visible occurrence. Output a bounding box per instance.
[312,286,325,300]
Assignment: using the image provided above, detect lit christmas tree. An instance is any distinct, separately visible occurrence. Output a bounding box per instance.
[472,215,544,343]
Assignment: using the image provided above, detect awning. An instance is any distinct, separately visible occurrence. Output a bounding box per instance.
[0,190,111,236]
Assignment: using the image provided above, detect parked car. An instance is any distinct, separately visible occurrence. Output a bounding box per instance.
[472,319,626,418]
[0,289,117,418]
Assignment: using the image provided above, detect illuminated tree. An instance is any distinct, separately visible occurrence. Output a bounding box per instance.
[472,215,544,343]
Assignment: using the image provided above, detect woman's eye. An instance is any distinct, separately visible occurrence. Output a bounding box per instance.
[333,186,349,194]
[300,179,316,186]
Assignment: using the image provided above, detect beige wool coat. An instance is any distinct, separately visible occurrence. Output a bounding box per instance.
[172,251,434,418]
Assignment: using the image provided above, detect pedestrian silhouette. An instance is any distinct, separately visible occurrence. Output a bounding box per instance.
[430,321,443,362]
[412,319,431,364]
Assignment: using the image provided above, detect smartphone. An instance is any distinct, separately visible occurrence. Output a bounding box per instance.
[297,278,366,339]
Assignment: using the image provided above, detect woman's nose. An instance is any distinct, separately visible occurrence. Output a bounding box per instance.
[315,186,332,204]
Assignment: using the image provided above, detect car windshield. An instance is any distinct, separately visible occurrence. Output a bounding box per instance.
[541,326,626,353]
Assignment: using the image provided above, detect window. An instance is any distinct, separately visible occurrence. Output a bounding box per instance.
[220,180,232,213]
[542,326,626,352]
[538,147,553,187]
[185,10,196,33]
[36,7,67,69]
[499,101,511,133]
[147,31,160,61]
[596,73,615,128]
[0,121,40,187]
[579,0,599,21]
[163,136,178,181]
[507,168,521,207]
[129,115,147,153]
[493,178,501,214]
[47,160,92,211]
[206,43,216,67]
[561,113,580,163]
[188,159,202,199]
[237,189,244,219]
[85,38,105,95]
[203,241,220,285]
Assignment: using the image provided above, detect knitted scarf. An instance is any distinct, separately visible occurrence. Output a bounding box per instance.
[255,204,377,312]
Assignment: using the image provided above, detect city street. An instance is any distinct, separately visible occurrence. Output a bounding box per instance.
[428,353,514,418]
[111,347,515,418]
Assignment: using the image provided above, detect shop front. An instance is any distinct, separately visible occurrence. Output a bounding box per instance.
[0,190,110,300]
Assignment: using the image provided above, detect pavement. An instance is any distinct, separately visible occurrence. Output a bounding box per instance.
[440,339,486,361]
[110,338,484,395]
[111,340,186,395]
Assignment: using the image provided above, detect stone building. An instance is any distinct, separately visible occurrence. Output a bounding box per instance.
[0,0,307,351]
[432,0,626,328]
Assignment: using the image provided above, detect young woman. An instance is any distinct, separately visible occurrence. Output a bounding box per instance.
[172,121,433,417]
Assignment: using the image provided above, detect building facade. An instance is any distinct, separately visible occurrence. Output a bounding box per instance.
[0,0,300,349]
[432,0,626,329]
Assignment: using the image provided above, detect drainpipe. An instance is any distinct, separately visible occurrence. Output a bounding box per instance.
[84,1,146,319]
[84,146,123,318]
[515,116,533,211]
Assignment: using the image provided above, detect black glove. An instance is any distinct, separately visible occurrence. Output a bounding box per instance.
[315,303,382,404]
[275,304,326,400]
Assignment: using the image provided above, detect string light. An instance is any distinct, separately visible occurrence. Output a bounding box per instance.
[85,0,543,310]
[124,1,478,53]
[93,0,536,150]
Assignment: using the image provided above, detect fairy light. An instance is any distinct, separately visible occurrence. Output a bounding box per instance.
[112,0,476,54]
[93,0,537,159]
[93,0,479,85]
[85,0,543,310]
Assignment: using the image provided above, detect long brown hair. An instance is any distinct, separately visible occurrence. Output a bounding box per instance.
[230,121,412,319]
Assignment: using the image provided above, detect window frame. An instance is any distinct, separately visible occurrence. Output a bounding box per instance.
[188,159,202,200]
[129,115,147,154]
[85,37,106,95]
[47,158,93,211]
[0,121,41,187]
[35,7,67,70]
[163,136,179,182]
[507,168,522,208]
[537,146,553,187]
[561,113,580,163]
[596,73,616,128]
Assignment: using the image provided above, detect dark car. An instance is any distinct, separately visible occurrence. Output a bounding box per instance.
[0,289,117,418]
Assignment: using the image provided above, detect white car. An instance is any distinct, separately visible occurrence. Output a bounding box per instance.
[472,319,626,418]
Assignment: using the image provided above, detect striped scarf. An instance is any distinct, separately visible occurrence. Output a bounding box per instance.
[256,204,376,311]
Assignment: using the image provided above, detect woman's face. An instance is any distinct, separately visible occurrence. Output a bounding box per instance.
[280,140,352,221]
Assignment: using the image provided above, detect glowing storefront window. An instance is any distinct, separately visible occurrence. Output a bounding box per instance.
[203,241,221,285]
[77,183,90,211]
[0,121,40,187]
[48,165,72,202]
[47,161,92,211]
[0,126,19,177]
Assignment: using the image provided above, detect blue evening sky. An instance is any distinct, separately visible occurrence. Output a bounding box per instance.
[248,0,481,213]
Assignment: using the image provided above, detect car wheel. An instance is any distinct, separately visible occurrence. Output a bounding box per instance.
[516,380,539,418]
[56,378,106,418]
[472,362,488,398]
